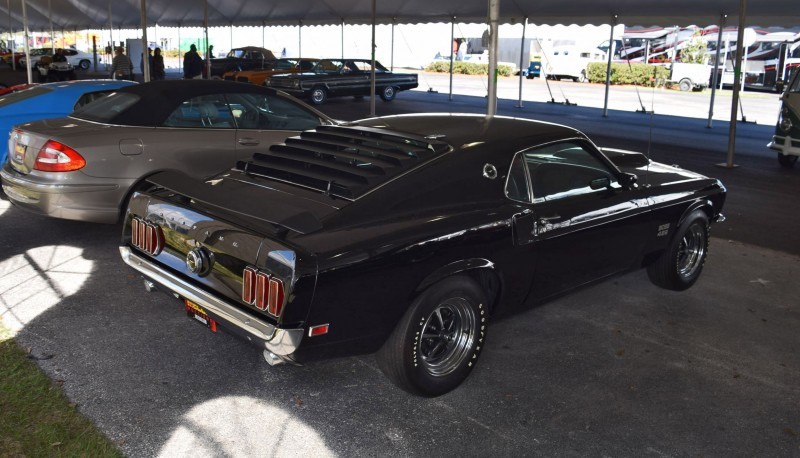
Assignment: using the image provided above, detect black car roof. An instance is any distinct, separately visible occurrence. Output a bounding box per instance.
[104,79,283,127]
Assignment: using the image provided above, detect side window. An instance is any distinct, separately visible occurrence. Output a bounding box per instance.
[524,141,616,202]
[225,93,321,131]
[505,152,531,203]
[162,95,234,129]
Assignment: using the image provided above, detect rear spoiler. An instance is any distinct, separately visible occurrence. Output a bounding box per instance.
[146,171,323,235]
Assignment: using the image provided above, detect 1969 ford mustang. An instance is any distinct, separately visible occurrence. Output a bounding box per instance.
[120,114,726,396]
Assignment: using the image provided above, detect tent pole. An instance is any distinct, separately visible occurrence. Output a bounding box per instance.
[341,19,344,60]
[707,15,726,128]
[7,0,15,72]
[390,19,395,72]
[449,17,454,101]
[722,0,746,168]
[108,0,113,49]
[298,20,301,58]
[261,20,265,48]
[203,0,209,78]
[47,0,53,52]
[603,15,617,117]
[487,0,499,118]
[516,17,527,108]
[140,0,149,82]
[177,24,181,75]
[369,0,376,117]
[21,0,31,84]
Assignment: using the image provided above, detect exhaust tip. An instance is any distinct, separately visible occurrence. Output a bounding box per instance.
[263,350,286,366]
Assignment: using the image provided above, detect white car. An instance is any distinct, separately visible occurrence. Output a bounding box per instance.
[19,48,94,70]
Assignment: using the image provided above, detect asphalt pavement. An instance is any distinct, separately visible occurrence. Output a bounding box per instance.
[0,68,798,456]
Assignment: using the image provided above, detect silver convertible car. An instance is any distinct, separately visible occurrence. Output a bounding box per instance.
[1,79,333,223]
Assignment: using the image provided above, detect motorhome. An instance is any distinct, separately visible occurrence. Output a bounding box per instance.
[768,68,800,167]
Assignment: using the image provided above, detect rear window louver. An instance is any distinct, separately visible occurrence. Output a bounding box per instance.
[236,125,449,199]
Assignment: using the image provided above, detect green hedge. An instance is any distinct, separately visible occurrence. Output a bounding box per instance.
[426,61,514,77]
[586,62,670,87]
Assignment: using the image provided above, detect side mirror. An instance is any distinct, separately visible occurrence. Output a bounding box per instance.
[590,176,611,190]
[619,172,638,190]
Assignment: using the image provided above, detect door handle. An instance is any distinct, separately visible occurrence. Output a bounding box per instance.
[238,137,260,146]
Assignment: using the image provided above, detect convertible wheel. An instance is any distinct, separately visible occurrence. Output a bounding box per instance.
[380,86,396,101]
[310,86,327,105]
[778,153,798,168]
[377,276,487,397]
[78,59,90,70]
[647,210,709,291]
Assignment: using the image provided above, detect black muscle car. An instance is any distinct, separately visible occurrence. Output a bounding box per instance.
[265,58,418,104]
[120,114,726,396]
[206,46,277,79]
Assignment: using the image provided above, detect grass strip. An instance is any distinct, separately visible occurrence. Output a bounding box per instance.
[0,322,122,457]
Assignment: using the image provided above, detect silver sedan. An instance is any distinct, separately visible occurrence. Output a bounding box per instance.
[1,79,334,223]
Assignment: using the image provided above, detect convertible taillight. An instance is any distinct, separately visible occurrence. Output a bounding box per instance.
[242,267,285,318]
[34,140,86,172]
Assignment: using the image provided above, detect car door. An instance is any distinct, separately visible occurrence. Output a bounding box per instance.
[509,139,651,300]
[225,92,326,156]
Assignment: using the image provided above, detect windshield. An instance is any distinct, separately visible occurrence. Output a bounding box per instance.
[70,92,139,123]
[0,86,52,108]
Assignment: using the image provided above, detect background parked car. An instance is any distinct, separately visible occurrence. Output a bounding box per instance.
[1,79,334,223]
[15,48,94,71]
[0,79,136,165]
[223,57,319,85]
[119,114,726,396]
[205,46,277,78]
[265,58,419,104]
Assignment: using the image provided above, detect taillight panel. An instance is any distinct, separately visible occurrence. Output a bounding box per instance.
[130,217,164,256]
[242,267,286,318]
[33,140,86,172]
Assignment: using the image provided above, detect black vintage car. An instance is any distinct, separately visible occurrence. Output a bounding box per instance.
[768,68,800,168]
[120,114,726,396]
[265,58,419,104]
[206,46,277,79]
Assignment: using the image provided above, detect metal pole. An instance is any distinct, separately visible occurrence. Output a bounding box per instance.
[516,17,527,108]
[603,16,617,117]
[262,21,264,48]
[449,18,454,101]
[47,0,53,52]
[486,0,499,118]
[341,19,344,60]
[140,0,149,82]
[707,15,726,128]
[108,0,113,49]
[21,0,31,83]
[723,0,746,168]
[390,20,395,71]
[369,0,376,117]
[298,21,302,57]
[177,24,181,75]
[203,0,209,78]
[7,0,15,72]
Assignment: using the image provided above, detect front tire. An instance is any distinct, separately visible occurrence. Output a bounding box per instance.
[647,210,710,291]
[778,153,798,168]
[679,78,693,92]
[380,85,396,101]
[78,59,90,70]
[377,276,488,397]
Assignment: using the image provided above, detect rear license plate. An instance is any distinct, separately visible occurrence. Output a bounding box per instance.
[13,141,26,162]
[184,299,217,333]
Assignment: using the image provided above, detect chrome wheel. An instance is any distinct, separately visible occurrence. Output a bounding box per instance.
[310,87,327,104]
[418,297,477,377]
[677,222,706,278]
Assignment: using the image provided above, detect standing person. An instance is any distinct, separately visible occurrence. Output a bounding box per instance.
[110,46,133,81]
[151,47,166,80]
[183,44,203,79]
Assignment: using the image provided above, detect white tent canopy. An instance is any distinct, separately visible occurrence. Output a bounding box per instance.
[0,0,798,31]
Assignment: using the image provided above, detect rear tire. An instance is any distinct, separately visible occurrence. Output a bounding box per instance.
[778,153,798,168]
[679,78,693,92]
[78,59,90,70]
[380,85,396,101]
[647,210,710,291]
[376,276,487,397]
[309,86,327,105]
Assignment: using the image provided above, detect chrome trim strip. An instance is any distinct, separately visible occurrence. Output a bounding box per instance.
[119,246,303,356]
[0,168,119,194]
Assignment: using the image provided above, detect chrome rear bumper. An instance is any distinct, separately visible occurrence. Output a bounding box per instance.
[119,246,303,362]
